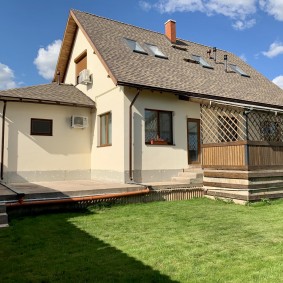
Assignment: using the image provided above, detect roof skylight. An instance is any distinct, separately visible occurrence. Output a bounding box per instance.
[191,55,213,69]
[229,64,250,77]
[145,43,168,59]
[125,38,147,55]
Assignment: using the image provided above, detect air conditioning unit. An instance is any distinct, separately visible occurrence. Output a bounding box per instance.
[71,116,88,128]
[78,69,92,84]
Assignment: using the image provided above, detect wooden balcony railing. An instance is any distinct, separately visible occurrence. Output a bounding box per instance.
[202,141,283,170]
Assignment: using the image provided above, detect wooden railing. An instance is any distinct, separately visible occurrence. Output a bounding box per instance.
[202,141,246,169]
[248,141,283,168]
[202,141,283,170]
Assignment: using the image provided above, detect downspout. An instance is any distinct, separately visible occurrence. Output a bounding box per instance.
[1,101,7,180]
[129,89,141,181]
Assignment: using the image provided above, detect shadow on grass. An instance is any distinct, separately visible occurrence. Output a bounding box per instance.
[1,210,178,283]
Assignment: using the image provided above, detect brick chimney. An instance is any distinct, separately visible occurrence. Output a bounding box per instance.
[165,19,176,43]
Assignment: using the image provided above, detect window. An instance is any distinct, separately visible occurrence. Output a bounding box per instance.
[145,109,173,144]
[218,116,238,142]
[125,38,147,54]
[145,43,168,59]
[100,112,112,146]
[74,50,87,84]
[191,55,213,69]
[260,121,280,141]
[229,64,250,77]
[31,119,53,136]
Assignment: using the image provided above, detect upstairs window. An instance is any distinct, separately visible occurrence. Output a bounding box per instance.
[229,64,250,77]
[125,39,147,55]
[74,50,87,84]
[191,55,213,69]
[145,43,168,59]
[145,109,173,145]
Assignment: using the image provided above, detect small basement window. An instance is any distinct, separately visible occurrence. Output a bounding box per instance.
[229,64,250,77]
[145,43,168,59]
[31,119,53,136]
[125,38,147,55]
[191,55,213,69]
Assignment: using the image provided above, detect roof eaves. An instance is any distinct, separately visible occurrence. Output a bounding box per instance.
[117,81,283,111]
[53,12,78,83]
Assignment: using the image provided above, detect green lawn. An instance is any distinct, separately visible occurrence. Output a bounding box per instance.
[1,198,283,282]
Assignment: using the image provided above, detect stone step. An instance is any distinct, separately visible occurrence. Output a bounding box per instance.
[179,171,203,178]
[178,172,198,178]
[0,205,6,213]
[171,177,191,184]
[0,213,8,227]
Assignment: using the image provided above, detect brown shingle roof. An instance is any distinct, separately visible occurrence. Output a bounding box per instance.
[58,10,283,109]
[0,83,95,108]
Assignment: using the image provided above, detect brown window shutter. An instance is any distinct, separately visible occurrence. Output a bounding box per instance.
[75,51,87,77]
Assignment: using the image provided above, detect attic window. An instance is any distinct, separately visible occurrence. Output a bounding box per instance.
[125,38,148,55]
[172,45,187,51]
[191,55,213,69]
[229,64,250,77]
[145,43,168,59]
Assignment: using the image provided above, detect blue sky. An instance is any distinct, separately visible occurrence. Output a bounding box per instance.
[1,0,283,90]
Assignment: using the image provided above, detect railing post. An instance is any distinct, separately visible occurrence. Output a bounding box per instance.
[244,111,250,167]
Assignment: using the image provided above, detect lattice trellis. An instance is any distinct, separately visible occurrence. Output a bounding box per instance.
[200,104,246,144]
[200,104,283,144]
[248,111,283,142]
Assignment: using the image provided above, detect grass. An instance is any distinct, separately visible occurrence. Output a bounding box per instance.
[1,198,283,282]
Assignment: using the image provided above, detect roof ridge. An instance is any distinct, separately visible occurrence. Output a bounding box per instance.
[71,9,167,37]
[71,9,230,53]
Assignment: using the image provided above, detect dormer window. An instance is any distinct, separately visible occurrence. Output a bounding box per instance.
[145,43,168,59]
[191,55,213,69]
[229,64,250,77]
[125,38,147,55]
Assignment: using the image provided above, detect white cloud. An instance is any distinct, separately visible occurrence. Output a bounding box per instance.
[141,0,257,30]
[259,0,283,21]
[139,1,152,11]
[232,19,256,30]
[34,39,62,80]
[239,54,247,62]
[0,63,18,90]
[262,41,283,58]
[272,75,283,89]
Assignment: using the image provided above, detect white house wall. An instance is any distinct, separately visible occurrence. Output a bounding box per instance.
[125,88,200,182]
[64,28,126,182]
[2,102,92,183]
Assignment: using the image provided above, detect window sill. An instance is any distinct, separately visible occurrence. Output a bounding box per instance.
[146,141,174,146]
[97,144,112,148]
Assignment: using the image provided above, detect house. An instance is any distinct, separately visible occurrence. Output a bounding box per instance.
[1,9,283,201]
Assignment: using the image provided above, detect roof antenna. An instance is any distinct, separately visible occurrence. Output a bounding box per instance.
[57,71,60,85]
[224,55,228,72]
[207,48,212,59]
[213,47,217,62]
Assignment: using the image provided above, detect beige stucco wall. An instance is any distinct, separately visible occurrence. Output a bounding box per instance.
[64,28,126,182]
[62,27,202,183]
[124,88,201,182]
[2,102,92,183]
